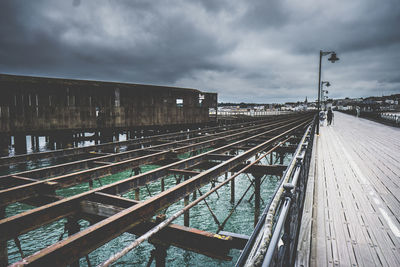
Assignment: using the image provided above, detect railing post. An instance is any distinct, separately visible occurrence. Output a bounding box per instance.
[281,183,295,266]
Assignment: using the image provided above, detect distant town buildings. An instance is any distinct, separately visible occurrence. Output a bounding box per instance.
[217,94,400,115]
[334,94,399,112]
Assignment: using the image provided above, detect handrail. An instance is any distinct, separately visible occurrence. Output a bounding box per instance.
[237,115,316,266]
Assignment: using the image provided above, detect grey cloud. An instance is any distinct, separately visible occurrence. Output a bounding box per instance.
[0,0,399,103]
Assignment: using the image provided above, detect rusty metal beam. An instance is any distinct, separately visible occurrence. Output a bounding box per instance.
[0,117,298,207]
[0,118,280,182]
[231,164,287,176]
[0,118,274,167]
[7,117,312,266]
[168,169,201,176]
[79,197,245,260]
[0,116,311,245]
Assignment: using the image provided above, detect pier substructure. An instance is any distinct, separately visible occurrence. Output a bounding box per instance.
[14,133,27,154]
[0,112,314,266]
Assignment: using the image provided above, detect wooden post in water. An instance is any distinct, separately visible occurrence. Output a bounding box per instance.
[161,178,165,192]
[67,217,81,267]
[30,135,35,150]
[14,133,27,154]
[184,175,190,227]
[34,135,39,151]
[0,134,9,157]
[134,167,141,200]
[254,175,261,227]
[0,207,7,267]
[230,174,235,203]
[153,215,168,267]
[134,188,140,201]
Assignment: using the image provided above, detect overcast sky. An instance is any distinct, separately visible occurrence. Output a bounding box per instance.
[1,0,399,103]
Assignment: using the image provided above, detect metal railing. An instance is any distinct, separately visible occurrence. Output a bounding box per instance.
[236,116,316,267]
[210,110,292,117]
[380,113,400,125]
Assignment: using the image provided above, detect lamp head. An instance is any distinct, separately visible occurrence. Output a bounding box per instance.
[328,52,339,63]
[326,81,331,87]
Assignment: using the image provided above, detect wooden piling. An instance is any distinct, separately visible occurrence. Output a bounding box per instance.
[67,217,81,267]
[184,175,190,227]
[230,176,235,203]
[0,207,7,267]
[254,176,261,226]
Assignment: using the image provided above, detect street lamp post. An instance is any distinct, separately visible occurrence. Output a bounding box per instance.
[321,81,330,110]
[317,50,339,135]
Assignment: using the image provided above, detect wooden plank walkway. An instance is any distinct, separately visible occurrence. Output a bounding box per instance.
[296,112,400,267]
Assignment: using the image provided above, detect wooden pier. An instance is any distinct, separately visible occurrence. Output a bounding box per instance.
[297,112,400,266]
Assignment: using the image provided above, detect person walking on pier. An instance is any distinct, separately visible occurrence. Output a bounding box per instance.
[319,110,326,127]
[327,108,333,125]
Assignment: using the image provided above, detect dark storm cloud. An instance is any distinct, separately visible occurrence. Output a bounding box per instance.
[0,0,399,103]
[238,0,290,29]
[0,0,233,84]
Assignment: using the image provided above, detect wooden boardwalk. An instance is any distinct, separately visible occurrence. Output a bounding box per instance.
[297,112,400,267]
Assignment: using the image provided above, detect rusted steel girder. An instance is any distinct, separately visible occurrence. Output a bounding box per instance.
[0,117,281,167]
[6,117,312,266]
[80,198,245,261]
[0,119,274,182]
[0,116,311,245]
[0,117,300,208]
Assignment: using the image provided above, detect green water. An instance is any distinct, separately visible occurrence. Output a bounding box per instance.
[5,152,292,266]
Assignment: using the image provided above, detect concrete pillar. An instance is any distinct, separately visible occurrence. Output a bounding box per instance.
[14,133,27,154]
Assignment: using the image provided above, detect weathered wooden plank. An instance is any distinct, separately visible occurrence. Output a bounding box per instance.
[306,112,400,267]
